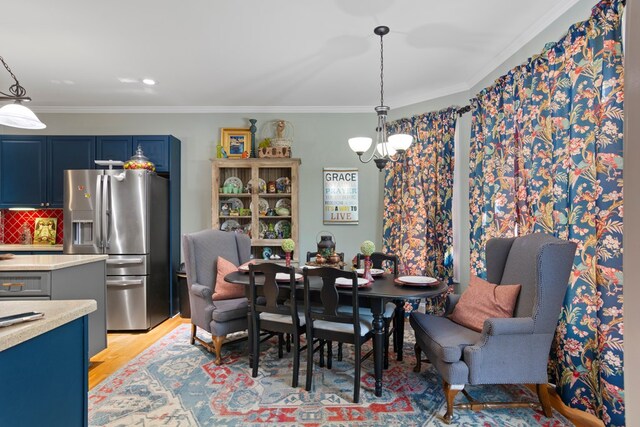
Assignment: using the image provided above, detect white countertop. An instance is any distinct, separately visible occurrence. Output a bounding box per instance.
[0,244,64,252]
[0,299,97,352]
[0,254,108,271]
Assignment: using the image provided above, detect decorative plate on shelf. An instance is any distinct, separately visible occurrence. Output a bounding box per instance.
[246,178,267,194]
[223,177,243,190]
[250,198,269,215]
[355,268,385,277]
[335,277,370,288]
[275,177,290,193]
[243,223,252,237]
[224,198,244,210]
[220,219,241,232]
[274,220,291,238]
[275,198,291,210]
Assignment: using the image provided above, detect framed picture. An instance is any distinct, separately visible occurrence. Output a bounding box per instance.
[221,128,251,158]
[323,168,358,224]
[34,217,58,245]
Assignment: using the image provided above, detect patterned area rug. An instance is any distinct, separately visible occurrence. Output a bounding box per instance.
[89,324,572,426]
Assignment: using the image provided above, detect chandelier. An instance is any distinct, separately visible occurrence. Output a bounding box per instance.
[348,26,412,171]
[0,55,46,129]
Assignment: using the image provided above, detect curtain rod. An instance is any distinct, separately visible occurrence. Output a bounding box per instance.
[457,105,471,117]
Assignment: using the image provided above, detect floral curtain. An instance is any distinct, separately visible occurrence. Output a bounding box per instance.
[469,1,625,425]
[384,107,457,288]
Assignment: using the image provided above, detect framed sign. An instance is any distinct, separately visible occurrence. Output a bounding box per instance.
[221,128,251,158]
[323,168,358,224]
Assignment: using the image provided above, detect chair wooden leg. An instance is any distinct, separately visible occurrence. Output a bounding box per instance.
[305,329,314,391]
[384,321,390,369]
[337,342,343,361]
[278,333,284,359]
[319,340,325,367]
[442,381,460,424]
[353,342,361,403]
[414,343,422,372]
[286,333,292,353]
[292,332,300,388]
[536,383,552,417]
[190,324,196,345]
[327,341,333,369]
[212,336,225,365]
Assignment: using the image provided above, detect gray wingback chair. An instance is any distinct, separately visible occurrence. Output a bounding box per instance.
[183,229,251,365]
[411,233,577,423]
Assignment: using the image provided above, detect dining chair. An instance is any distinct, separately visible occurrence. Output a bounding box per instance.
[302,267,374,403]
[248,263,306,388]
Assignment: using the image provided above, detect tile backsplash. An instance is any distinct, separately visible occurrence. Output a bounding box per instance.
[0,209,64,245]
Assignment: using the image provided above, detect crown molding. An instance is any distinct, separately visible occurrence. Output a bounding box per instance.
[464,0,582,90]
[31,105,373,114]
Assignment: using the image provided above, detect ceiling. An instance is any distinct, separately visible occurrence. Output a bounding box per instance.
[1,0,582,112]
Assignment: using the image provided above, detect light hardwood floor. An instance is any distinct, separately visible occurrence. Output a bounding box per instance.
[88,316,190,389]
[88,317,602,426]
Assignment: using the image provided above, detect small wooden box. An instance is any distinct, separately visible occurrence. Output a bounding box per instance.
[257,147,291,158]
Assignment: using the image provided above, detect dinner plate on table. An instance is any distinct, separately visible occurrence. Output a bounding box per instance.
[238,262,257,273]
[395,276,439,287]
[275,272,303,282]
[335,277,370,288]
[355,268,385,277]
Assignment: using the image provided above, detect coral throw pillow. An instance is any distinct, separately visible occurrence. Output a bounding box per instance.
[449,275,521,332]
[212,256,245,301]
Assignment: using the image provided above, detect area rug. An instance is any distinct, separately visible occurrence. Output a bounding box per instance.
[89,324,572,426]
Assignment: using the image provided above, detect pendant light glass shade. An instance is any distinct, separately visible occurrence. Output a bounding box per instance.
[388,133,412,152]
[376,142,397,156]
[0,102,46,129]
[348,137,373,154]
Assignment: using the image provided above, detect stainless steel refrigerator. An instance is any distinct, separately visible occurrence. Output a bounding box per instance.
[63,169,169,331]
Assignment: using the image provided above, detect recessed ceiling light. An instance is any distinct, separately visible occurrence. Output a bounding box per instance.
[142,78,157,86]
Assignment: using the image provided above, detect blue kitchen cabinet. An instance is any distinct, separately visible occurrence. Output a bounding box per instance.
[96,136,132,167]
[48,136,96,207]
[133,135,172,172]
[0,135,47,208]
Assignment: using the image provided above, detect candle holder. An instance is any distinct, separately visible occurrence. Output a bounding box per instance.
[363,255,374,282]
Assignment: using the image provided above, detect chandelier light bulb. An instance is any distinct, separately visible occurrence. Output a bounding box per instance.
[376,142,397,157]
[388,134,413,152]
[0,102,46,129]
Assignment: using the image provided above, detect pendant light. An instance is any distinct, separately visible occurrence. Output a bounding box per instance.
[0,55,46,130]
[348,26,412,171]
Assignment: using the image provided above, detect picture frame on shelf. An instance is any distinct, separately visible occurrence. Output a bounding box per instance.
[221,128,251,158]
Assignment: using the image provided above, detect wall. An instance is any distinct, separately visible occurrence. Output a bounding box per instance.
[1,112,384,260]
[623,0,639,424]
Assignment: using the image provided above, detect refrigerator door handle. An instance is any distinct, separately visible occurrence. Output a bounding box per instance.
[103,175,111,249]
[106,257,144,266]
[95,175,103,249]
[106,279,144,287]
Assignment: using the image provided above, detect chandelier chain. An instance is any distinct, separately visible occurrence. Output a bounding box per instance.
[0,55,26,98]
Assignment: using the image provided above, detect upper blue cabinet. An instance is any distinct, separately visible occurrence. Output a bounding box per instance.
[48,136,96,207]
[0,136,47,208]
[96,136,132,168]
[0,135,179,208]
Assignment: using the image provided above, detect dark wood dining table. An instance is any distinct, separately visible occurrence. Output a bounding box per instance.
[224,269,448,397]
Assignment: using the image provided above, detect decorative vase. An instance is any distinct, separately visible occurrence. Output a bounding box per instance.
[316,233,336,258]
[363,255,374,282]
[285,252,291,267]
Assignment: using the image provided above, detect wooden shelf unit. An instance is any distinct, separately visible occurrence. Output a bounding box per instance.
[212,158,301,260]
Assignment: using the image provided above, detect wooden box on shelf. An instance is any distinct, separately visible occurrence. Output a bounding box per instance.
[211,158,301,261]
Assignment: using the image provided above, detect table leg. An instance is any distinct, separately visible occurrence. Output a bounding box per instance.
[394,301,405,361]
[371,299,384,397]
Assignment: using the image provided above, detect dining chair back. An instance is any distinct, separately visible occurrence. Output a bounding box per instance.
[249,262,304,387]
[302,267,373,402]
